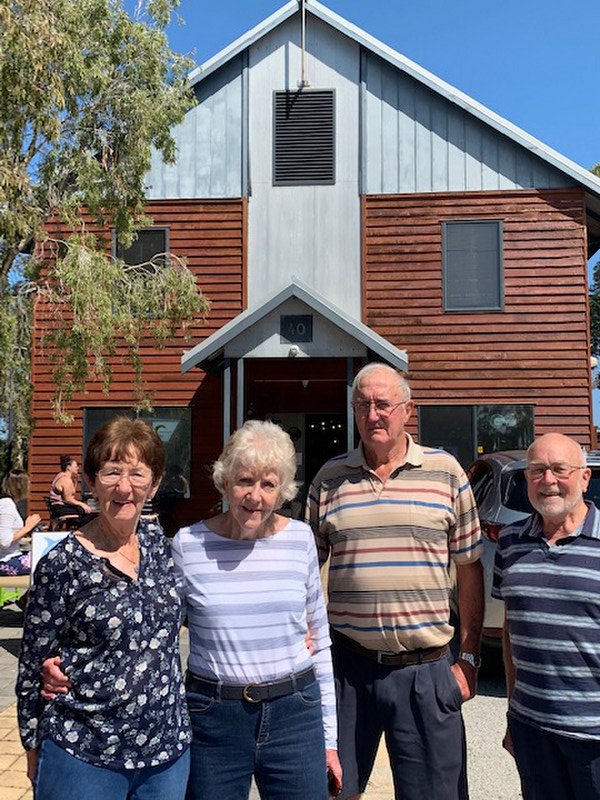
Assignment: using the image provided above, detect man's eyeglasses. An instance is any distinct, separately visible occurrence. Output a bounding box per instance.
[351,399,408,418]
[525,463,586,480]
[97,467,153,487]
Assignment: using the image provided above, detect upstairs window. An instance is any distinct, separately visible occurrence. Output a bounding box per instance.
[442,220,503,312]
[273,89,335,186]
[115,228,169,267]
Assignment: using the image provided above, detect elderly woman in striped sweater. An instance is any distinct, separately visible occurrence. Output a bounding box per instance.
[174,419,341,800]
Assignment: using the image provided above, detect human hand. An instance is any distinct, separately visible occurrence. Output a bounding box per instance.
[326,748,343,797]
[305,628,315,656]
[502,725,515,758]
[82,503,93,514]
[450,660,477,702]
[40,656,71,700]
[25,514,42,533]
[26,748,38,783]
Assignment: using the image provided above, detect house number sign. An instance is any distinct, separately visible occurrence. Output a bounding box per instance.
[280,314,313,343]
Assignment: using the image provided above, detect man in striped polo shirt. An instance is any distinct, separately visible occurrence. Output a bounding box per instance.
[493,433,600,800]
[306,363,483,800]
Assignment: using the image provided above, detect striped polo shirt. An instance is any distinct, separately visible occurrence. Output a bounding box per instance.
[305,434,482,652]
[492,503,600,740]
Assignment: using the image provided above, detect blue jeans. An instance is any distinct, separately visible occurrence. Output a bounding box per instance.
[185,677,328,800]
[34,738,190,800]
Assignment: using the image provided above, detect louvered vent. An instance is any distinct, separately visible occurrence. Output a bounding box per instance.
[273,90,335,185]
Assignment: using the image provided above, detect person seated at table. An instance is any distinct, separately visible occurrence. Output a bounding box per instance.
[0,469,42,576]
[49,454,92,521]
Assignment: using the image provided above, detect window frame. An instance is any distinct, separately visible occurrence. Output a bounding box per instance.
[418,403,535,467]
[82,406,192,498]
[113,227,170,267]
[442,219,504,313]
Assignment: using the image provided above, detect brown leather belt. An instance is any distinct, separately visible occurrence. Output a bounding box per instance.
[332,629,448,667]
[185,666,315,704]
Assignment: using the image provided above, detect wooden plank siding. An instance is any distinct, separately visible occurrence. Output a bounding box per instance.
[29,199,246,526]
[362,188,593,446]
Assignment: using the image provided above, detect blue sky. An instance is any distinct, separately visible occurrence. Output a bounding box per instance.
[165,0,600,419]
[168,0,599,171]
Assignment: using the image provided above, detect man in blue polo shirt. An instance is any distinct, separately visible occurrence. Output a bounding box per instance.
[493,432,600,799]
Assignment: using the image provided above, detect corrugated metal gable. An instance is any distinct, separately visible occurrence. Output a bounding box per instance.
[146,56,244,199]
[361,53,573,195]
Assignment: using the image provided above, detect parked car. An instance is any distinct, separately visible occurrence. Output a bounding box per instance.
[467,450,600,646]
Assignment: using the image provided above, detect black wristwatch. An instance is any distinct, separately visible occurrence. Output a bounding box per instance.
[458,651,482,669]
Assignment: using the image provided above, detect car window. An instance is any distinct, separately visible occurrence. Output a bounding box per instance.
[584,470,600,508]
[503,469,533,514]
[469,462,494,507]
[504,467,600,513]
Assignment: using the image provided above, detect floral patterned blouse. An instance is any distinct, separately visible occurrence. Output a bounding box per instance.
[16,519,191,768]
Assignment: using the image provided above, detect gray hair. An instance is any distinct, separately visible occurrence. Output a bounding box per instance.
[351,363,411,402]
[212,419,298,506]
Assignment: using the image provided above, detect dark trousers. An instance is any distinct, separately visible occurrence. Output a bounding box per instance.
[333,639,468,800]
[510,715,600,800]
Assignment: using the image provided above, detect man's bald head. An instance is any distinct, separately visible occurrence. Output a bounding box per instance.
[525,433,590,525]
[526,433,585,468]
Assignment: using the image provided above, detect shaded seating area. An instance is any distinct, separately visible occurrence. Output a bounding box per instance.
[44,497,80,531]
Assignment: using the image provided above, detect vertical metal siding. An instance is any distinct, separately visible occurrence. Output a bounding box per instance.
[247,15,361,318]
[362,52,573,195]
[145,57,244,199]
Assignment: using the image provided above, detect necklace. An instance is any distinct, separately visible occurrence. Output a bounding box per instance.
[117,548,140,575]
[86,523,140,575]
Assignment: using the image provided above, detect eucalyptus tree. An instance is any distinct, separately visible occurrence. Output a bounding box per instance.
[0,0,208,464]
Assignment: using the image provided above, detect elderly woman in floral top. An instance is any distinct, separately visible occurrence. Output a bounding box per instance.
[16,418,191,800]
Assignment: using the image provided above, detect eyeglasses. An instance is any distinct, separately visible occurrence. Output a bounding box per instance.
[525,463,586,480]
[97,467,153,487]
[351,399,408,418]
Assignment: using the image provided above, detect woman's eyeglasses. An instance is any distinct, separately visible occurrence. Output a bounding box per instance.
[96,468,153,487]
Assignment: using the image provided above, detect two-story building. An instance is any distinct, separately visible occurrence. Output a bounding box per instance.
[29,0,600,528]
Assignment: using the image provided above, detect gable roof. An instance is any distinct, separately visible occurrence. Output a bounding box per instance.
[188,0,600,204]
[181,278,409,372]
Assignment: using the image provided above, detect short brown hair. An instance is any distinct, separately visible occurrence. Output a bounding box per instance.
[1,469,29,502]
[84,417,165,484]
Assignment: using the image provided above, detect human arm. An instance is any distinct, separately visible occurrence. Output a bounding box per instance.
[501,611,516,756]
[57,477,91,514]
[0,500,40,548]
[304,479,330,566]
[26,749,38,783]
[451,560,484,701]
[40,656,71,700]
[16,550,69,759]
[304,529,338,751]
[326,748,343,797]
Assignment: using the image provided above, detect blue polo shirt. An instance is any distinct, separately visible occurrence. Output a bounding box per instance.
[493,502,600,740]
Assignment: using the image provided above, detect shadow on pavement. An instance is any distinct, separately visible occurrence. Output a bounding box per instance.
[0,607,24,628]
[0,638,21,658]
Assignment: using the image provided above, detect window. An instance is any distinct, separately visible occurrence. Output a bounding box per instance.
[83,407,191,497]
[419,404,534,467]
[273,89,335,185]
[442,220,503,311]
[115,228,168,267]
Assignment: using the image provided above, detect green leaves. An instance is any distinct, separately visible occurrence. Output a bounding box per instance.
[0,0,204,459]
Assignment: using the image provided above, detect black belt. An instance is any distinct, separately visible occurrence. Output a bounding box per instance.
[333,630,448,667]
[185,667,315,704]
